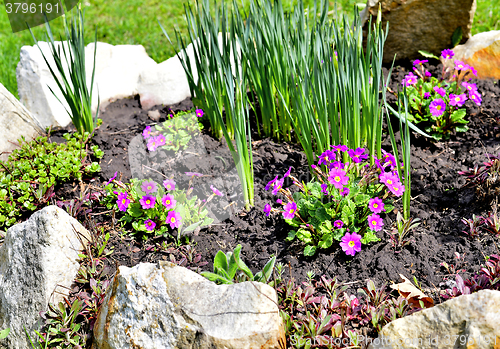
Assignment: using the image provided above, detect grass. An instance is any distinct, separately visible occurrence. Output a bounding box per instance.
[0,0,359,98]
[0,0,497,99]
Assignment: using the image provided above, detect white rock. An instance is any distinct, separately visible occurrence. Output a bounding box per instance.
[137,47,196,110]
[137,32,241,110]
[369,289,500,349]
[17,41,157,128]
[93,262,285,349]
[0,206,91,349]
[0,83,43,161]
[443,30,500,80]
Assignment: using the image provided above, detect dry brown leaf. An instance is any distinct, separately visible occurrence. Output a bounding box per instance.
[390,274,434,308]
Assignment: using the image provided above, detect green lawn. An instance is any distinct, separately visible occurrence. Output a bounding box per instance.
[0,0,497,98]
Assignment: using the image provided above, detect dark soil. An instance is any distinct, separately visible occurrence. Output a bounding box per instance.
[51,63,500,301]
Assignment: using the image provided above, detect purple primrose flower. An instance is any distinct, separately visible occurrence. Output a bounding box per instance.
[210,185,223,196]
[139,195,156,209]
[163,179,176,191]
[454,61,469,71]
[264,204,272,217]
[185,172,203,177]
[334,220,344,229]
[155,134,167,147]
[387,181,405,197]
[340,187,350,197]
[402,72,418,87]
[469,90,482,106]
[340,232,362,256]
[429,98,446,117]
[369,197,385,214]
[195,109,204,118]
[347,147,368,163]
[141,180,158,194]
[328,168,349,189]
[424,92,431,99]
[265,175,279,191]
[449,93,467,107]
[368,214,384,232]
[413,59,428,66]
[117,192,130,212]
[284,166,292,178]
[105,171,118,186]
[282,202,297,220]
[161,194,177,210]
[433,86,446,97]
[321,183,328,194]
[166,210,182,229]
[272,178,285,195]
[441,49,454,60]
[147,137,158,152]
[145,219,156,231]
[142,125,152,139]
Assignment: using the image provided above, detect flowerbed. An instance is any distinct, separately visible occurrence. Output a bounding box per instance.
[11,59,491,347]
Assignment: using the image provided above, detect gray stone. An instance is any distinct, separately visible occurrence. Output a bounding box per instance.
[93,262,285,349]
[0,83,43,161]
[361,0,477,63]
[369,290,500,349]
[0,206,90,349]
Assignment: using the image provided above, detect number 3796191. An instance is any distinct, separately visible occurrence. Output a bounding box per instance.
[5,2,60,14]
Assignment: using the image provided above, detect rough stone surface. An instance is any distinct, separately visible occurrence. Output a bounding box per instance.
[17,42,157,128]
[0,206,91,349]
[137,45,196,111]
[369,290,500,349]
[443,30,500,80]
[93,262,285,349]
[0,82,43,161]
[137,33,241,110]
[361,0,477,63]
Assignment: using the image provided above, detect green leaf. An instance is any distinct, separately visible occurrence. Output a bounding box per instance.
[418,50,440,60]
[318,233,333,249]
[213,250,228,273]
[451,27,463,47]
[361,230,380,244]
[201,271,233,284]
[286,230,297,241]
[304,245,317,256]
[315,207,329,221]
[232,245,253,280]
[127,203,143,218]
[0,328,10,339]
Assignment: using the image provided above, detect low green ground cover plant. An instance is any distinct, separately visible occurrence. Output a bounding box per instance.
[104,176,218,242]
[0,132,101,231]
[264,146,404,256]
[395,49,482,140]
[142,109,204,152]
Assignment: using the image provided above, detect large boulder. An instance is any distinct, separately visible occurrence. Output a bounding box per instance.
[0,83,43,161]
[16,42,157,128]
[0,206,90,349]
[443,30,500,80]
[93,262,285,349]
[361,0,477,63]
[369,290,500,349]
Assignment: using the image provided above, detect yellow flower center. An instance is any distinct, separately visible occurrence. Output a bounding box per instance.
[387,179,393,185]
[394,187,399,191]
[148,186,152,190]
[436,105,441,110]
[171,217,176,223]
[167,185,171,189]
[373,203,378,208]
[455,97,460,102]
[372,220,377,225]
[335,176,340,182]
[289,209,294,214]
[471,95,475,99]
[122,199,126,204]
[146,200,150,204]
[348,241,355,247]
[166,200,170,205]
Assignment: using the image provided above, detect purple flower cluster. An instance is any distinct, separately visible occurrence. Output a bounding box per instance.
[379,172,405,197]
